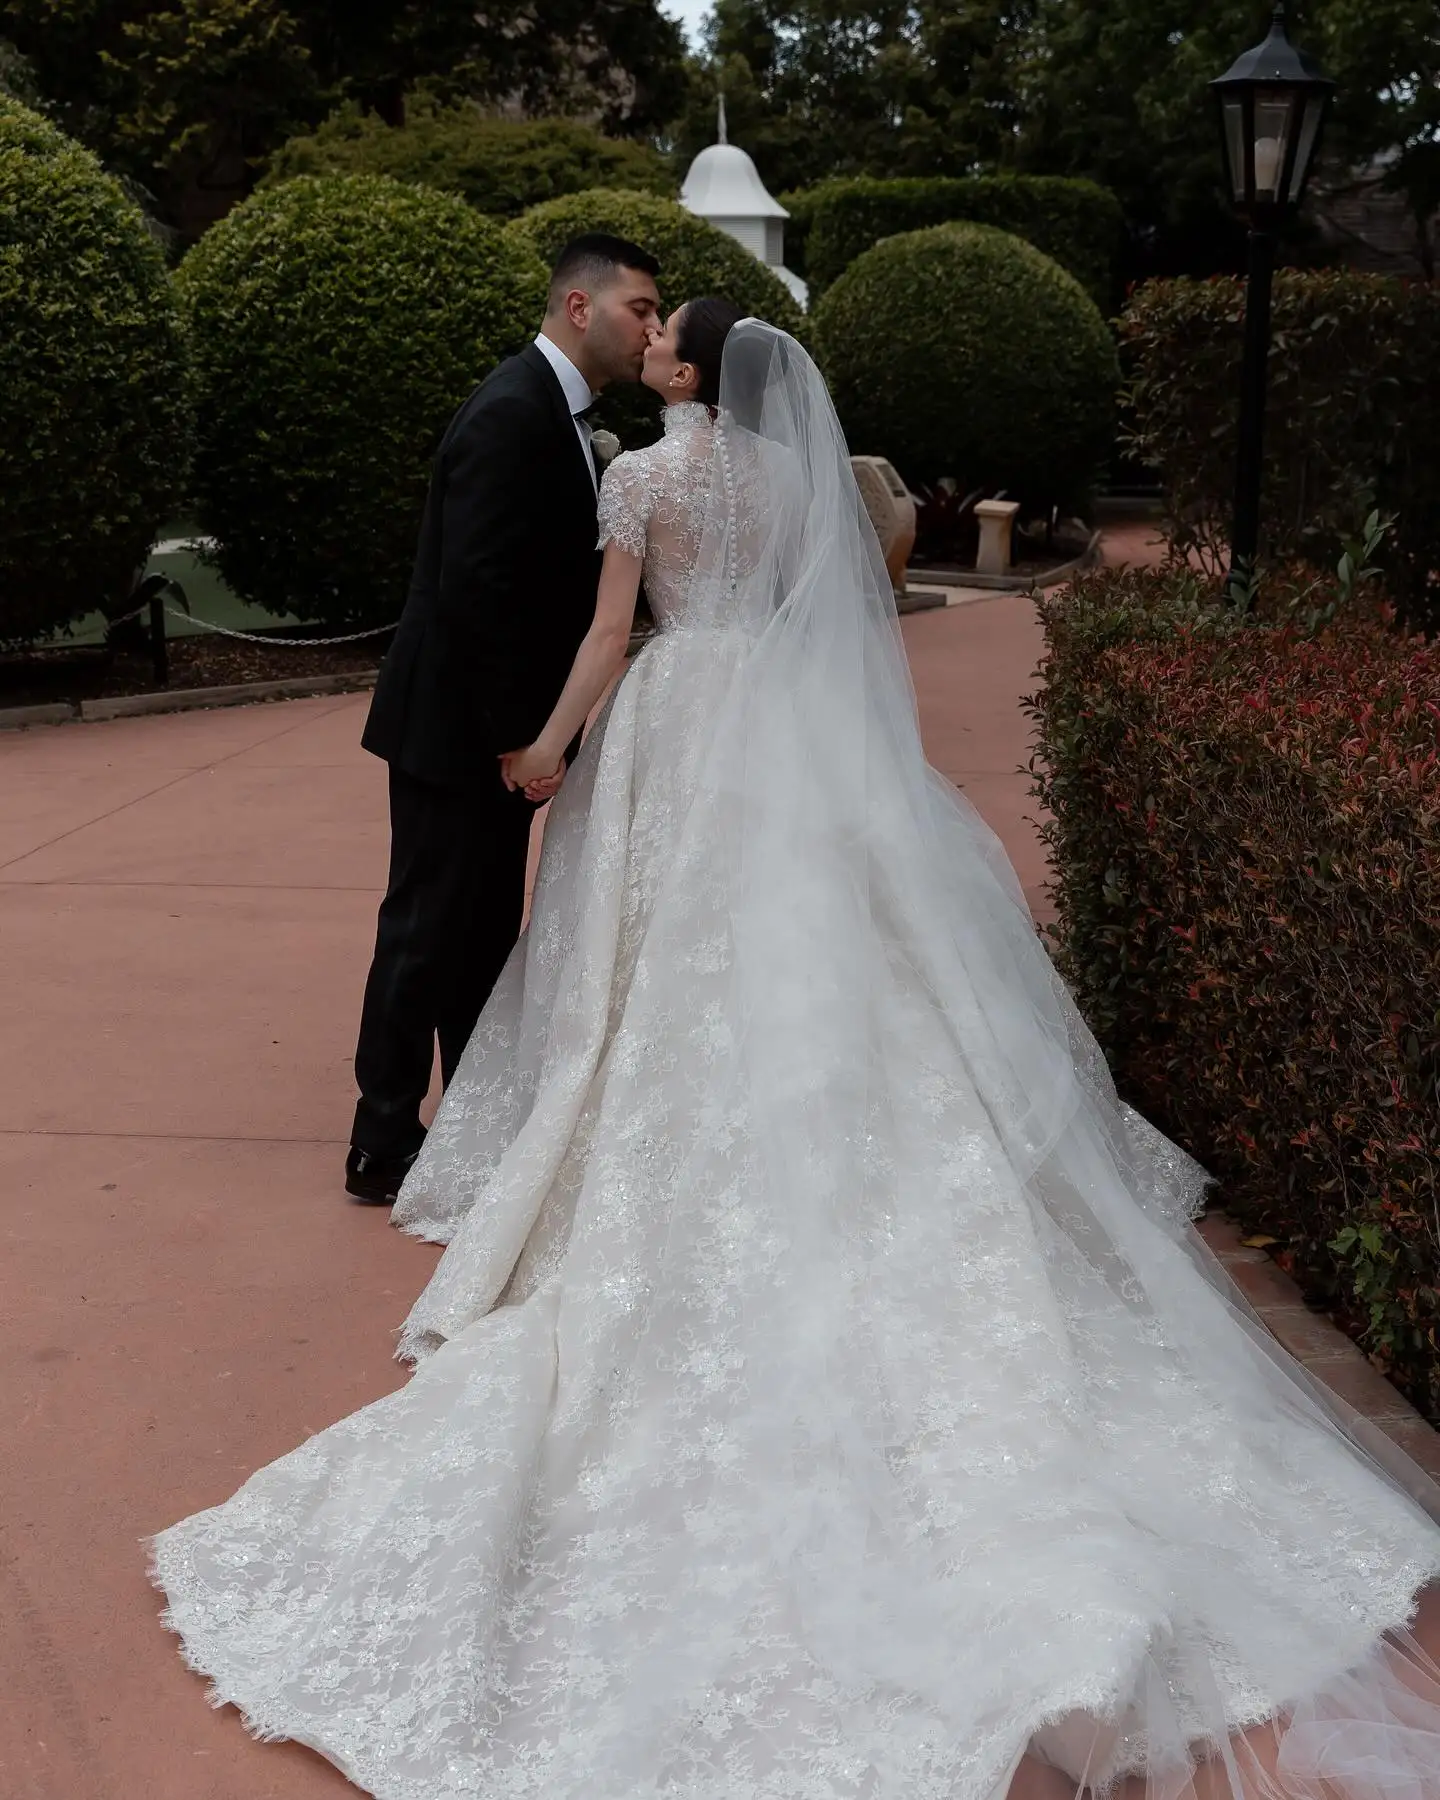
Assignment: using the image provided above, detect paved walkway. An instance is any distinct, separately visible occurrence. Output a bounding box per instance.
[1,563,1434,1798]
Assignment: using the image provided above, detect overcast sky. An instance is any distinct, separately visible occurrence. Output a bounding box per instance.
[662,0,715,49]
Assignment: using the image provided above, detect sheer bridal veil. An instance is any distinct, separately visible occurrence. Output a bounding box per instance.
[675,319,1440,1798]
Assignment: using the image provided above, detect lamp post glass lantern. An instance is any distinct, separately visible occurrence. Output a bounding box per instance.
[1210,6,1335,604]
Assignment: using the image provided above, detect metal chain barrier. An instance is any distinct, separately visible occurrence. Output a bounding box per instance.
[162,605,397,647]
[90,544,398,686]
[103,597,156,631]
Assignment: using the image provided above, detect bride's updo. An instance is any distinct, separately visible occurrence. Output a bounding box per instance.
[676,298,747,407]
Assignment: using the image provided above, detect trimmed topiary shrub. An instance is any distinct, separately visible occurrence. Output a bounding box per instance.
[814,222,1119,509]
[0,95,191,646]
[178,174,547,630]
[509,188,805,336]
[1027,563,1440,1417]
[774,178,853,284]
[801,175,1123,306]
[265,101,677,218]
[1122,271,1440,636]
[506,187,807,448]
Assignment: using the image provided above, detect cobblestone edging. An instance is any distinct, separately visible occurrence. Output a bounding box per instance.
[1197,1212,1440,1476]
[912,529,1104,595]
[0,631,678,732]
[0,669,378,731]
[0,597,1005,734]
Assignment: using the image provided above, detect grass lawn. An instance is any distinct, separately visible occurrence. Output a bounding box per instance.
[44,522,307,648]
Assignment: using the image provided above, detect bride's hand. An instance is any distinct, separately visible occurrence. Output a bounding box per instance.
[500,744,564,797]
[523,760,566,803]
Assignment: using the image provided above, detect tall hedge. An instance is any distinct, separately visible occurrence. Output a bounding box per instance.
[814,223,1118,507]
[774,178,852,283]
[1028,564,1440,1416]
[0,95,190,646]
[266,102,677,217]
[800,175,1123,306]
[507,187,807,448]
[1122,272,1440,636]
[178,175,546,630]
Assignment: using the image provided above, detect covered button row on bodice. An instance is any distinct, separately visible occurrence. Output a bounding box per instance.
[596,403,716,626]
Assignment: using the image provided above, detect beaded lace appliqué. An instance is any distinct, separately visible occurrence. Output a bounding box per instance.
[596,403,728,628]
[150,386,1440,1800]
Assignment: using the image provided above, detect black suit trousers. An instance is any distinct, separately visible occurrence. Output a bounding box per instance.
[351,764,536,1158]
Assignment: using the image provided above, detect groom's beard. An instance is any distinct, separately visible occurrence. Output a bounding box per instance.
[587,323,648,389]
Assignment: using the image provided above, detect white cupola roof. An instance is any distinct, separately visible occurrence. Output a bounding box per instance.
[679,97,809,309]
[681,102,789,220]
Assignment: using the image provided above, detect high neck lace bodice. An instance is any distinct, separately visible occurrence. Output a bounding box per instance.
[662,401,714,437]
[595,406,722,628]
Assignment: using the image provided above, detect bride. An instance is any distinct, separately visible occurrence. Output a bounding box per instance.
[152,308,1440,1800]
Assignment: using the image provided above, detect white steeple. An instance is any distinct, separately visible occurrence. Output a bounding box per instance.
[679,95,809,310]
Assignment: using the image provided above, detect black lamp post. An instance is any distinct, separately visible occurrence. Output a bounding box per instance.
[1210,6,1335,605]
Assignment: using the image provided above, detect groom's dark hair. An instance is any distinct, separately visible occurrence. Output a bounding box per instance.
[546,234,660,311]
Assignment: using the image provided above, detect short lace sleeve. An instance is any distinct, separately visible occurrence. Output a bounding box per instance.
[596,454,650,559]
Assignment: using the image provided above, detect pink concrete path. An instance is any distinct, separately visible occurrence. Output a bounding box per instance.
[0,564,1432,1799]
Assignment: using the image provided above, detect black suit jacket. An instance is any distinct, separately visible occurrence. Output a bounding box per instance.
[362,343,602,789]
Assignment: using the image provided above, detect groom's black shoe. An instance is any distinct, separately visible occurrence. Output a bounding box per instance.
[344,1145,420,1207]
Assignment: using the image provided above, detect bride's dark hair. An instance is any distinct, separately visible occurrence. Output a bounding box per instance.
[676,297,748,407]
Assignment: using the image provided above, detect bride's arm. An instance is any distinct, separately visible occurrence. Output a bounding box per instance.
[499,543,642,791]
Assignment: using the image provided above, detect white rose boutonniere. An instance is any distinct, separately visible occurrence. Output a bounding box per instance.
[591,430,621,467]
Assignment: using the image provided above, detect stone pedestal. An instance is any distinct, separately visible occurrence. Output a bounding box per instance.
[974,498,1021,576]
[851,456,916,593]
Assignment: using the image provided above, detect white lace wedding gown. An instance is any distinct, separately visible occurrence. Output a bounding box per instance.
[152,328,1440,1800]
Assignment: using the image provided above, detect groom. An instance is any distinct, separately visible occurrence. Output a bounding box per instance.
[346,233,663,1205]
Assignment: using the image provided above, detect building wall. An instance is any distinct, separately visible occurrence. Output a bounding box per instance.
[709,216,769,260]
[1309,167,1436,277]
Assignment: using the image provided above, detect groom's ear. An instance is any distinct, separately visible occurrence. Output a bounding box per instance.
[557,286,591,331]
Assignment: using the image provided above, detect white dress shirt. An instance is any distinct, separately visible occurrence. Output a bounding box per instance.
[533,332,598,494]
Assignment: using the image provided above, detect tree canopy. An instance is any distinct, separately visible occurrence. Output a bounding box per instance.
[670,0,1440,279]
[1017,0,1440,277]
[0,0,688,232]
[265,102,677,217]
[3,0,1434,275]
[669,1,1035,196]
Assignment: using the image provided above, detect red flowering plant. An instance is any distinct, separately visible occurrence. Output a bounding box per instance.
[1028,564,1440,1414]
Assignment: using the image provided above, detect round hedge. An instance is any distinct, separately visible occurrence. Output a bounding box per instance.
[265,105,677,216]
[506,188,807,448]
[178,174,547,629]
[813,222,1120,508]
[0,96,191,646]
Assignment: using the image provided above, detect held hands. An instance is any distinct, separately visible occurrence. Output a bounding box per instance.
[500,744,566,803]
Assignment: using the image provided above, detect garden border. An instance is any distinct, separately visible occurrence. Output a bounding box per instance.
[0,669,378,730]
[913,527,1103,594]
[0,599,972,732]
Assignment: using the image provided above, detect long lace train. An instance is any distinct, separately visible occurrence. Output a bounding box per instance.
[150,327,1440,1800]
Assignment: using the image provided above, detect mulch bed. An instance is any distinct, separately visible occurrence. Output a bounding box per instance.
[0,629,389,710]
